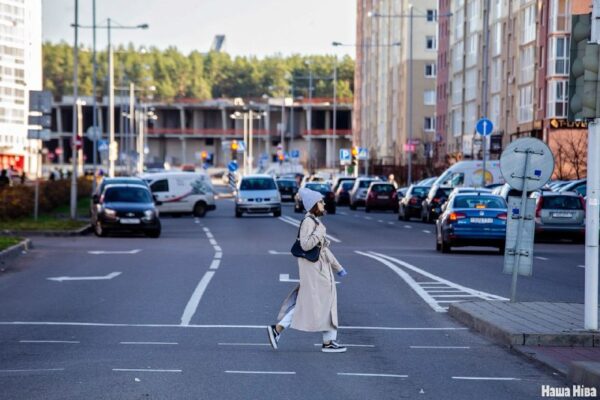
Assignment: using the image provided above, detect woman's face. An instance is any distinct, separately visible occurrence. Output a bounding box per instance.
[317,200,325,213]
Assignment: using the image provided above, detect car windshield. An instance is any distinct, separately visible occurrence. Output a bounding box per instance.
[341,181,354,190]
[240,178,276,190]
[277,180,296,188]
[542,196,583,210]
[436,188,453,197]
[306,183,331,193]
[104,187,152,203]
[372,184,394,193]
[453,196,506,209]
[359,180,376,188]
[410,186,429,197]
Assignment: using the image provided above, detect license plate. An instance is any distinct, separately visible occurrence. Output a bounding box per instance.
[552,212,573,218]
[120,218,140,224]
[470,218,493,224]
[378,195,388,200]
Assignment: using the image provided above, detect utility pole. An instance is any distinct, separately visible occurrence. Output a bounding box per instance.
[407,4,414,185]
[308,67,313,172]
[333,57,338,169]
[91,0,98,192]
[129,82,135,175]
[481,0,492,186]
[70,0,79,220]
[108,18,115,177]
[249,109,254,173]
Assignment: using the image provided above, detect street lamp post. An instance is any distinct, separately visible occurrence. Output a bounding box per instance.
[70,0,79,220]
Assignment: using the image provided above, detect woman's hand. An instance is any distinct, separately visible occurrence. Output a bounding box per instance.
[337,268,348,277]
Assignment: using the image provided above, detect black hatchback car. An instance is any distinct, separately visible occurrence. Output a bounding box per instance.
[91,184,161,238]
[398,185,431,221]
[276,178,298,202]
[294,182,336,214]
[421,185,453,223]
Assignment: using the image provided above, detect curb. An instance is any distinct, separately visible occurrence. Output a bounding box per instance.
[0,238,32,266]
[568,362,600,389]
[1,224,92,237]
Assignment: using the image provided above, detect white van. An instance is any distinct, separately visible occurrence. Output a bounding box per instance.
[433,160,504,188]
[141,172,216,217]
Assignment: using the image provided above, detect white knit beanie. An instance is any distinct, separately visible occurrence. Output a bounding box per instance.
[299,188,323,211]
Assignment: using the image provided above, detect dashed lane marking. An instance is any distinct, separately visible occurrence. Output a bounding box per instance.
[87,249,141,255]
[422,230,431,234]
[209,259,221,270]
[378,220,384,223]
[180,271,216,326]
[120,342,178,345]
[578,265,585,269]
[113,369,182,373]
[225,370,296,375]
[268,250,288,255]
[410,346,470,349]
[338,373,408,378]
[0,368,65,373]
[214,252,222,259]
[452,376,521,381]
[314,344,375,348]
[218,343,270,347]
[19,340,79,344]
[535,256,549,261]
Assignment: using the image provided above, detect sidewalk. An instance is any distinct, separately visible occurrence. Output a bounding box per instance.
[449,301,600,389]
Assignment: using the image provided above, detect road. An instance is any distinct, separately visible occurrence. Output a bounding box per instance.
[0,195,583,399]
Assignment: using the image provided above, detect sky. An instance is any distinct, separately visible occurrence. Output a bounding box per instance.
[42,0,357,58]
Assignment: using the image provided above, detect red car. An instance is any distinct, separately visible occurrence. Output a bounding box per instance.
[365,182,398,213]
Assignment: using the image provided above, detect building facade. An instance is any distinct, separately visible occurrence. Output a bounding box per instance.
[0,0,42,175]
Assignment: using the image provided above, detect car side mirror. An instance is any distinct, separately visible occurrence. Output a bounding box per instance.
[92,194,100,204]
[153,195,162,206]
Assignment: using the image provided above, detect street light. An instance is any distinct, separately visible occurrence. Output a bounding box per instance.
[72,19,149,178]
[230,110,263,175]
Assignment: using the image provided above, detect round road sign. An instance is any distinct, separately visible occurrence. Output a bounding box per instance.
[500,138,554,192]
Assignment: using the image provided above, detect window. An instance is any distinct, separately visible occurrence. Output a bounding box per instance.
[550,0,570,33]
[465,102,477,134]
[452,77,463,105]
[493,22,502,56]
[424,90,436,105]
[549,36,569,76]
[426,36,437,50]
[452,109,463,137]
[425,63,437,78]
[427,9,438,22]
[547,80,569,118]
[519,45,534,83]
[150,179,169,193]
[454,11,464,40]
[424,117,436,131]
[452,40,464,71]
[465,69,477,101]
[491,94,501,126]
[467,0,480,33]
[521,5,536,44]
[466,34,478,67]
[491,58,502,93]
[519,85,533,122]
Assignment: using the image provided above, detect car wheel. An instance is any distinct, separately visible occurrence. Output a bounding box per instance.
[94,221,107,237]
[441,239,451,253]
[498,245,505,255]
[235,208,242,218]
[146,229,161,238]
[350,203,357,211]
[393,206,399,214]
[421,209,427,222]
[436,237,441,251]
[365,206,371,213]
[193,202,207,218]
[273,209,281,218]
[403,211,409,221]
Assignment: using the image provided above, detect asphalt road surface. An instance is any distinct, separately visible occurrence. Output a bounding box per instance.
[0,195,583,399]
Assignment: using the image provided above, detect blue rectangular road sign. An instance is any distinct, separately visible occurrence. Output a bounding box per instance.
[339,149,351,165]
[358,147,368,160]
[291,149,300,158]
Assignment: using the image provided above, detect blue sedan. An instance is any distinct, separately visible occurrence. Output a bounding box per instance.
[435,194,507,254]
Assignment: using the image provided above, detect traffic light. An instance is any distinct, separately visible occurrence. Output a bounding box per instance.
[568,13,598,120]
[351,146,358,167]
[231,140,238,160]
[201,150,208,161]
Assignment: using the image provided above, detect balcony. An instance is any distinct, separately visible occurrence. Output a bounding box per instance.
[301,129,352,137]
[147,128,270,137]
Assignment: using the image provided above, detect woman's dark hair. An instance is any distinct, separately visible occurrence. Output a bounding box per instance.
[310,202,324,217]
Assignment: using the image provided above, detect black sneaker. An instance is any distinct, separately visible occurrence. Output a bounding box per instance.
[322,341,347,353]
[267,325,280,350]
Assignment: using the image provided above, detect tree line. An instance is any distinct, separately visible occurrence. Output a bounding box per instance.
[43,42,355,102]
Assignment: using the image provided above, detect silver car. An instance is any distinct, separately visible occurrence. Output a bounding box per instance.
[533,191,585,242]
[349,177,381,210]
[235,174,281,218]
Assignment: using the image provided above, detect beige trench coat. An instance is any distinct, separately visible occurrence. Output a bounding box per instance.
[278,213,344,332]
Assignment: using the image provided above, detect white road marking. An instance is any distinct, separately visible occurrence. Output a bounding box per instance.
[0,368,65,373]
[214,252,222,259]
[365,216,372,220]
[213,246,222,252]
[87,249,141,255]
[337,373,408,378]
[268,250,288,255]
[225,370,296,375]
[209,238,217,246]
[378,220,384,223]
[120,342,178,345]
[113,369,182,373]
[404,225,412,229]
[195,219,201,224]
[278,216,341,243]
[203,227,210,232]
[205,232,214,239]
[388,222,394,225]
[180,271,216,326]
[451,376,521,381]
[410,346,470,349]
[339,212,348,215]
[356,251,508,312]
[279,273,300,283]
[422,230,431,234]
[209,259,221,270]
[578,265,586,269]
[19,340,79,344]
[314,344,375,348]
[535,256,549,261]
[0,321,467,331]
[218,343,270,346]
[47,272,122,282]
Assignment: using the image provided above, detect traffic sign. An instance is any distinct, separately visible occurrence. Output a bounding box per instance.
[339,148,351,165]
[98,139,109,152]
[27,129,51,141]
[500,138,554,192]
[237,141,246,152]
[357,147,368,160]
[86,126,102,141]
[228,160,238,172]
[290,149,300,159]
[29,90,52,114]
[476,118,494,136]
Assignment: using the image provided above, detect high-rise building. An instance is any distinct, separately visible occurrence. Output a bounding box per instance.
[0,0,42,175]
[354,0,438,178]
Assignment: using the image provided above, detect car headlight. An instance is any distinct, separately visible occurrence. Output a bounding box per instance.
[103,208,116,218]
[236,197,246,204]
[143,209,155,220]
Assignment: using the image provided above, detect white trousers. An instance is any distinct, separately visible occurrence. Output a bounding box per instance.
[278,307,337,342]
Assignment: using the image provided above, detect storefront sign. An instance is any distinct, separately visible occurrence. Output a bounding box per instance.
[549,119,588,129]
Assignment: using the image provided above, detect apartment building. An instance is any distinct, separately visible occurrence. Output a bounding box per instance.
[355,0,438,174]
[0,0,42,174]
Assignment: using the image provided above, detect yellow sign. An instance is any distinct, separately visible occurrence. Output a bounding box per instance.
[550,119,588,129]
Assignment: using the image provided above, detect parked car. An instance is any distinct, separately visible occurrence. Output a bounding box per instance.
[91,184,161,238]
[421,185,453,223]
[235,174,281,217]
[435,193,507,253]
[434,160,504,188]
[332,176,356,194]
[335,180,355,206]
[398,185,431,221]
[276,178,298,202]
[559,179,586,198]
[294,182,336,214]
[417,177,438,186]
[365,182,398,213]
[396,186,409,201]
[91,176,150,216]
[349,177,381,210]
[533,191,586,242]
[141,172,216,217]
